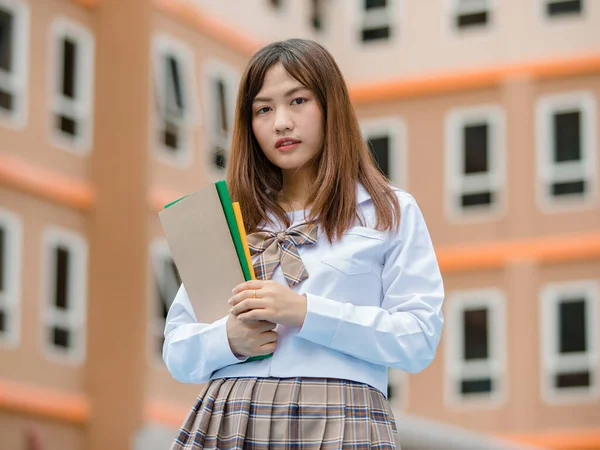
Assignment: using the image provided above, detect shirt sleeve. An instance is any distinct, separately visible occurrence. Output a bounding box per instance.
[162,284,248,383]
[296,193,444,373]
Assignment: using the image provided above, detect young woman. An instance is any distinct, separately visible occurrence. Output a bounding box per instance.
[163,38,444,449]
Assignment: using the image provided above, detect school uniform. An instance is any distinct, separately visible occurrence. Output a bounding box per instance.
[163,184,445,449]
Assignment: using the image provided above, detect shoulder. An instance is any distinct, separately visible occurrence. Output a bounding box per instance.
[357,183,420,227]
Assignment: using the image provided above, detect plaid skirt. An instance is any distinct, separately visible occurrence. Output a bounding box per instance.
[171,377,398,449]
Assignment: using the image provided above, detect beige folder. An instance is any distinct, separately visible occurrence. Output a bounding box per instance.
[158,184,245,323]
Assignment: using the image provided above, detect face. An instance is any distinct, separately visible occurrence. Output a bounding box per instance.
[251,63,324,178]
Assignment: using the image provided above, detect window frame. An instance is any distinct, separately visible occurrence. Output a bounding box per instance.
[360,116,407,189]
[0,0,30,129]
[0,208,22,348]
[48,16,96,154]
[203,59,238,180]
[444,288,507,409]
[40,226,88,365]
[535,91,597,212]
[540,279,599,404]
[356,0,398,45]
[151,33,197,168]
[149,238,181,367]
[444,105,506,222]
[449,0,493,33]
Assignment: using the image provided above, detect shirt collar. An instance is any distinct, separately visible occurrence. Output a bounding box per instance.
[357,182,371,205]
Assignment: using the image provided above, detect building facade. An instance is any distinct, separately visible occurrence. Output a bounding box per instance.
[0,0,598,449]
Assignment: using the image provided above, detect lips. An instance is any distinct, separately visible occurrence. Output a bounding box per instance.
[275,138,301,149]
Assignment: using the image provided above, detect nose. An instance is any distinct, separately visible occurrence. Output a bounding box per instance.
[273,108,293,134]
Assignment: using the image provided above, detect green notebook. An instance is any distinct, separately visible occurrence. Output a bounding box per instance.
[214,180,272,362]
[214,180,253,281]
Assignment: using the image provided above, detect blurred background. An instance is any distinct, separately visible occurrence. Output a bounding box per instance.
[0,0,598,449]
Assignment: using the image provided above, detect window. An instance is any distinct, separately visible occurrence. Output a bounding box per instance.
[152,34,196,167]
[41,227,88,364]
[453,0,491,30]
[204,61,238,177]
[445,106,505,220]
[545,0,583,17]
[541,280,598,403]
[535,92,597,211]
[445,289,506,407]
[0,0,29,128]
[361,117,407,188]
[0,208,21,348]
[151,240,181,361]
[360,0,393,43]
[310,0,325,32]
[49,18,95,153]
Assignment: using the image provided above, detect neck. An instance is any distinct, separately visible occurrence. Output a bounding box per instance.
[280,168,315,211]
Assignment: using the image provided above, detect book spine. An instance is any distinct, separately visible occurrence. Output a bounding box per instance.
[214,180,253,281]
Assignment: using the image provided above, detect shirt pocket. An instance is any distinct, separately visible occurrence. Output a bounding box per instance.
[322,257,374,276]
[320,226,386,277]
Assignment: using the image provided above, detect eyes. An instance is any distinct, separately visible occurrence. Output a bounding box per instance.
[255,97,308,116]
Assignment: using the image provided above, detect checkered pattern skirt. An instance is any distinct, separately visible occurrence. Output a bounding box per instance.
[170,377,398,449]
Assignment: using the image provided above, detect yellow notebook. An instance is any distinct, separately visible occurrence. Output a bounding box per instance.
[232,202,256,280]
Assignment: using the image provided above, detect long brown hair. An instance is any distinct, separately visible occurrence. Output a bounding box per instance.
[227,38,401,242]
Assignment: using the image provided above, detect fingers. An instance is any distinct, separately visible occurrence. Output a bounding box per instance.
[259,320,277,332]
[260,330,278,344]
[230,298,264,316]
[228,288,263,307]
[232,280,266,295]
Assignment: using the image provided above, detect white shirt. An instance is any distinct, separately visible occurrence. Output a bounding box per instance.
[163,184,444,396]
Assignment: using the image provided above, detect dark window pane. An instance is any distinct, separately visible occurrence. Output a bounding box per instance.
[163,121,179,151]
[0,226,4,292]
[464,123,488,174]
[167,56,184,112]
[0,310,5,333]
[559,299,586,353]
[0,9,14,72]
[457,11,489,28]
[362,26,391,42]
[213,148,227,169]
[463,308,489,360]
[554,111,581,162]
[58,115,78,136]
[461,378,492,394]
[387,383,396,400]
[217,79,229,135]
[551,180,585,197]
[157,258,182,320]
[54,246,70,310]
[61,38,77,99]
[366,0,387,9]
[555,371,590,388]
[0,88,13,111]
[367,136,390,178]
[461,192,493,207]
[311,0,323,31]
[547,0,582,16]
[52,327,70,348]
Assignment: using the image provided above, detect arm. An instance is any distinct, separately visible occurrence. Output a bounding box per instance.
[162,285,246,383]
[296,194,444,373]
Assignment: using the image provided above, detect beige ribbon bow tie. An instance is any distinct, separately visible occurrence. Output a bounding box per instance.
[247,223,318,287]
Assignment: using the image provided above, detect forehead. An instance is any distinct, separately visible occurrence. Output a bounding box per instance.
[256,63,306,96]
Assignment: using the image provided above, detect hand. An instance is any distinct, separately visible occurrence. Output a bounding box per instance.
[226,314,278,358]
[229,280,307,328]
